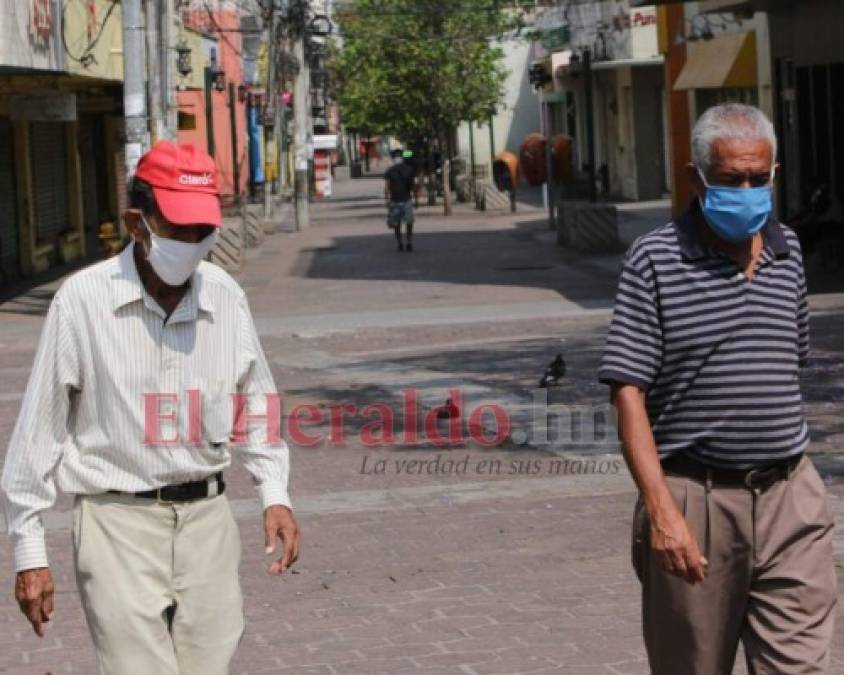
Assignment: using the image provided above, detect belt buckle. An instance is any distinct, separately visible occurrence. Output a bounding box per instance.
[156,487,177,505]
[743,469,761,490]
[744,466,777,491]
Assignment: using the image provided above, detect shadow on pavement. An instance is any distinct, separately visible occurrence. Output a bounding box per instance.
[293,216,620,308]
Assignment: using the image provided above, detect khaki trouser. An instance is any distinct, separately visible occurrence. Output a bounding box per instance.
[72,492,244,675]
[632,455,837,674]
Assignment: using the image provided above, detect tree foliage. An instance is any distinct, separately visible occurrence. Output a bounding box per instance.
[329,0,528,142]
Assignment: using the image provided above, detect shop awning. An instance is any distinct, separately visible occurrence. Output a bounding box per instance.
[631,0,750,7]
[591,56,664,71]
[673,31,757,90]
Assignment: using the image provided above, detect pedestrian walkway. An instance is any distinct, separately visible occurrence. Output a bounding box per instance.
[0,175,843,673]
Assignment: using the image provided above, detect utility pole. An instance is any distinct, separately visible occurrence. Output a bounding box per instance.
[122,0,148,178]
[145,0,162,143]
[162,0,177,137]
[293,5,310,230]
[583,47,597,203]
[263,3,279,221]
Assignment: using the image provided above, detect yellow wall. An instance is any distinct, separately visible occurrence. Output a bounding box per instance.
[64,0,124,81]
[178,28,211,91]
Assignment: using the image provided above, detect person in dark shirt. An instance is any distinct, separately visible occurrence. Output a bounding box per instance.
[384,150,417,251]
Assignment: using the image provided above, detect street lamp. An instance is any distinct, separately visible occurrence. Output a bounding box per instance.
[176,40,192,77]
[213,68,226,92]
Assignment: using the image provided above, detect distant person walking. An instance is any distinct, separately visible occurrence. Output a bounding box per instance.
[385,149,417,252]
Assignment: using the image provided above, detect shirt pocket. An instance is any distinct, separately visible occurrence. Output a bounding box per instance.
[193,378,233,445]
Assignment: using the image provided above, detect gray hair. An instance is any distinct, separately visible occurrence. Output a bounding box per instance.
[692,103,777,174]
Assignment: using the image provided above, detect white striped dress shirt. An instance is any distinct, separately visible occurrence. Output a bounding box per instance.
[2,243,291,572]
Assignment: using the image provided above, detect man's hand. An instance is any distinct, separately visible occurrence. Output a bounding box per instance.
[649,502,707,584]
[263,505,300,575]
[15,567,54,637]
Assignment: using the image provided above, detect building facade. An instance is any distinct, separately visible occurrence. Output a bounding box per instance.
[0,0,125,280]
[532,1,668,202]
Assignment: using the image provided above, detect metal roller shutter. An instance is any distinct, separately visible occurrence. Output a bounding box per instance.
[29,121,70,245]
[0,117,18,277]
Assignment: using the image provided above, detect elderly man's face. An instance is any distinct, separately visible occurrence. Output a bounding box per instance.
[689,137,774,197]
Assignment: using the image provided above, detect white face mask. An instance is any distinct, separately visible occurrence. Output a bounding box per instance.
[140,215,218,286]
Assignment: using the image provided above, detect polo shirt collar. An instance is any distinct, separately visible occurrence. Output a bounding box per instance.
[676,200,791,261]
[111,242,215,318]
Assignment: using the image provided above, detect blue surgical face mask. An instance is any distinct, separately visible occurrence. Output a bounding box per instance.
[697,168,774,243]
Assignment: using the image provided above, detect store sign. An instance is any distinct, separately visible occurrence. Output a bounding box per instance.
[541,26,571,51]
[30,0,53,44]
[313,134,338,151]
[9,93,77,122]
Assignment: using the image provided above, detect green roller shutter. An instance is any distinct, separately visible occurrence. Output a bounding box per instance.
[0,117,19,278]
[29,121,70,246]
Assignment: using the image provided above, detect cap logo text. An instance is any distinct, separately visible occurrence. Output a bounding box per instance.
[178,173,214,186]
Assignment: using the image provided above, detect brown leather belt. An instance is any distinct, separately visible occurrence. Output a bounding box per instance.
[661,453,802,492]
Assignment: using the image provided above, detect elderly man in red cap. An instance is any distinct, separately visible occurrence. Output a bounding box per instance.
[1,142,300,674]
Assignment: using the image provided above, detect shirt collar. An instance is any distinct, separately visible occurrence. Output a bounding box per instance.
[111,242,215,317]
[676,200,791,261]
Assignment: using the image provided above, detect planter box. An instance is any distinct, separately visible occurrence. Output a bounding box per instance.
[556,201,624,253]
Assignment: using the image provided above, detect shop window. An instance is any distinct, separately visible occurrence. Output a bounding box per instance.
[178,112,197,131]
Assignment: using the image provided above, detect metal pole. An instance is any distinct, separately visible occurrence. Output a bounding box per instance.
[204,67,215,157]
[145,0,162,143]
[584,48,597,203]
[280,97,289,190]
[161,0,176,137]
[293,25,310,229]
[488,112,495,168]
[122,0,148,177]
[228,82,240,201]
[468,120,476,180]
[539,91,548,212]
[263,6,278,221]
[543,99,555,230]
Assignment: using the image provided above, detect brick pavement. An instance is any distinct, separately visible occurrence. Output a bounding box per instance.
[1,177,843,673]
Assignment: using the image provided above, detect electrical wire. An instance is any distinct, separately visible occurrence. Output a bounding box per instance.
[201,1,245,56]
[61,0,120,67]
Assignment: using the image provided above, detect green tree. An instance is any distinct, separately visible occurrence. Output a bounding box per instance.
[329,0,527,148]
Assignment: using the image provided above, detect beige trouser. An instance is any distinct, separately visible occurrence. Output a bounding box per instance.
[632,455,837,674]
[72,492,244,675]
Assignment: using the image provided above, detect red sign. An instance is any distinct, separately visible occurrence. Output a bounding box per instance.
[30,0,53,42]
[87,0,98,39]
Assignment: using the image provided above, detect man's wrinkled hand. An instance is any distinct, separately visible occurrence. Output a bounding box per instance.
[650,506,708,584]
[15,567,54,637]
[263,505,300,575]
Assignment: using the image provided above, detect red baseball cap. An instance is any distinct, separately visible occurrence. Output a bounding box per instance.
[134,141,222,227]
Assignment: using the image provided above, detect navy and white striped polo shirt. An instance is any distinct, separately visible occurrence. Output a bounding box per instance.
[599,204,810,468]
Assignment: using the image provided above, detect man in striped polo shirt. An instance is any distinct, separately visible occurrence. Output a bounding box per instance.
[600,104,835,673]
